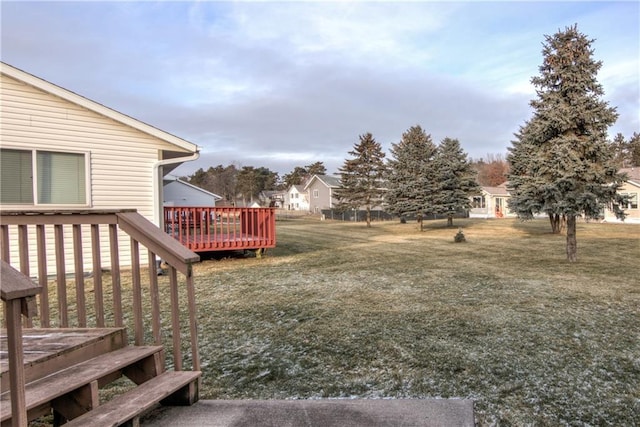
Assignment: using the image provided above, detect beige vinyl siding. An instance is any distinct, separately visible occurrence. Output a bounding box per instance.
[1,73,189,274]
[604,181,640,223]
[0,74,181,215]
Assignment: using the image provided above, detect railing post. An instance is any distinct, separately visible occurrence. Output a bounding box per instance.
[1,260,42,427]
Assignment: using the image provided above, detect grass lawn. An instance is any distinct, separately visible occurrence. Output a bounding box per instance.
[189,217,639,426]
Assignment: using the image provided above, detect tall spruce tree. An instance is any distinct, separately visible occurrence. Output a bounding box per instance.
[385,125,438,228]
[432,138,479,227]
[335,132,387,227]
[507,25,627,262]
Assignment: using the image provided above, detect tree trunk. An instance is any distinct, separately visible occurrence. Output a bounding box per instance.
[447,214,453,227]
[566,215,577,262]
[549,213,562,234]
[366,207,371,228]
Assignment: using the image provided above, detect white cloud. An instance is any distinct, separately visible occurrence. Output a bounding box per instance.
[1,0,637,177]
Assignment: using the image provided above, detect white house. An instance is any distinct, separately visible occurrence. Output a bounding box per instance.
[0,62,200,273]
[285,185,309,211]
[163,174,221,207]
[469,183,515,219]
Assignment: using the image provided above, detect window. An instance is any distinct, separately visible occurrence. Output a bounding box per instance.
[621,192,638,210]
[313,189,319,198]
[472,196,485,209]
[0,149,33,203]
[0,148,88,205]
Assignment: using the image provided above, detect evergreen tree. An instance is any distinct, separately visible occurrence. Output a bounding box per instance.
[236,166,278,205]
[507,121,567,234]
[282,166,308,188]
[610,133,628,168]
[507,25,627,262]
[306,162,327,176]
[335,132,387,227]
[432,137,479,227]
[204,164,239,203]
[385,125,438,229]
[611,132,640,167]
[630,132,640,167]
[282,162,328,189]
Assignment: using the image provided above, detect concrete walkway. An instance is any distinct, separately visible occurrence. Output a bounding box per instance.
[142,398,475,427]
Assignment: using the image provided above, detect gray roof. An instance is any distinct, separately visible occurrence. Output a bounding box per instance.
[305,175,341,189]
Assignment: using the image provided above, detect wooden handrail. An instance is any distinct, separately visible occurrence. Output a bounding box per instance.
[0,209,201,373]
[1,259,41,303]
[116,212,199,277]
[1,260,42,427]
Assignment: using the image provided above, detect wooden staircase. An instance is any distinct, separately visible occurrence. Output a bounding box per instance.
[1,211,202,427]
[0,328,201,427]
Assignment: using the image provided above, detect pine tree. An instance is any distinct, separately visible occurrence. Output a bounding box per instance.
[630,132,640,167]
[335,132,387,227]
[385,125,438,228]
[507,25,628,262]
[507,121,567,233]
[432,138,479,227]
[306,162,327,176]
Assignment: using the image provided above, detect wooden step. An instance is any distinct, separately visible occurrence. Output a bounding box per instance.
[65,371,201,427]
[0,345,163,425]
[1,327,127,393]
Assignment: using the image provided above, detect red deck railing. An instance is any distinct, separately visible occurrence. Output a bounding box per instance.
[164,207,276,253]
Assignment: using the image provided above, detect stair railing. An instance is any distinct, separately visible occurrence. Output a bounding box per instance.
[0,210,201,374]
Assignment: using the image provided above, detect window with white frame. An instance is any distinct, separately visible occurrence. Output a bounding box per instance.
[313,189,319,198]
[0,148,88,205]
[472,196,485,209]
[621,192,638,209]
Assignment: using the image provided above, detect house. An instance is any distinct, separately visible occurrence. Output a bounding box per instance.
[0,62,200,273]
[305,175,341,214]
[285,184,309,211]
[604,167,640,223]
[260,190,285,208]
[469,183,515,219]
[163,174,222,207]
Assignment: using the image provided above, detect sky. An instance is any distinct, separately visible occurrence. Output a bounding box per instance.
[2,1,638,178]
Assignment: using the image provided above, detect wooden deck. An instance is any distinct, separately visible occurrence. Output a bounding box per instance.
[164,207,276,253]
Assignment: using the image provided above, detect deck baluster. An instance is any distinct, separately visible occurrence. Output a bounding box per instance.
[72,224,87,327]
[36,224,50,328]
[168,266,182,371]
[109,223,123,327]
[54,224,68,327]
[91,224,104,327]
[131,238,143,346]
[148,251,162,345]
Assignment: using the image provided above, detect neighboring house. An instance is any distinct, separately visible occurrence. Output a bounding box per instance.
[260,190,284,208]
[305,175,341,214]
[0,62,199,273]
[163,174,221,207]
[604,167,640,223]
[469,183,515,219]
[285,185,309,211]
